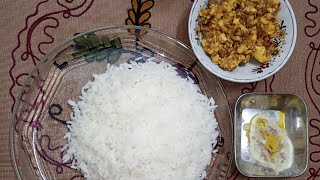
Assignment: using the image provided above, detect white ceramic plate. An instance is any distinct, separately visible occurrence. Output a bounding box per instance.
[188,0,297,83]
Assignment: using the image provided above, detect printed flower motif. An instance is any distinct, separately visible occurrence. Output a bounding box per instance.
[125,0,155,33]
[252,61,273,74]
[279,19,287,30]
[251,67,263,73]
[261,63,270,68]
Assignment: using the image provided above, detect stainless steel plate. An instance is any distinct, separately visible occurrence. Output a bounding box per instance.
[234,93,308,177]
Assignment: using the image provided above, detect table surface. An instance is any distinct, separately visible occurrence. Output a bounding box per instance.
[0,0,319,179]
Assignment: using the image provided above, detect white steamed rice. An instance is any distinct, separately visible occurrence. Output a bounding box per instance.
[63,59,219,180]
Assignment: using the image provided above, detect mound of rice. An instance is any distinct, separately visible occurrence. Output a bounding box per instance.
[63,60,219,180]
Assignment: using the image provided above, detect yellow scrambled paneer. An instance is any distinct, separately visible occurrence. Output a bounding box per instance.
[198,0,284,71]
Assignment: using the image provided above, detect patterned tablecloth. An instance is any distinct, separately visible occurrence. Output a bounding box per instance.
[0,0,319,179]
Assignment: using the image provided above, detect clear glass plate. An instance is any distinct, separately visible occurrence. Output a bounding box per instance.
[10,25,233,180]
